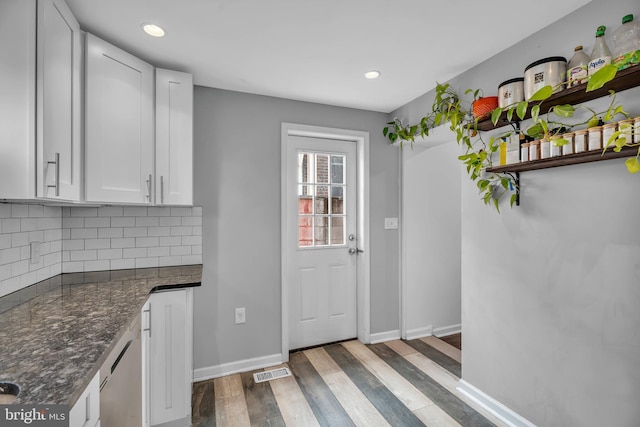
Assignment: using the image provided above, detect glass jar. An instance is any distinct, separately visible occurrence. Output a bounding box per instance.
[634,116,640,144]
[521,142,530,162]
[588,126,603,150]
[548,136,560,157]
[560,132,574,156]
[574,129,588,153]
[602,122,617,149]
[529,140,540,160]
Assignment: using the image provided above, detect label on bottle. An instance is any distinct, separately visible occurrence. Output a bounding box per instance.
[568,65,588,87]
[588,56,612,75]
[613,50,640,70]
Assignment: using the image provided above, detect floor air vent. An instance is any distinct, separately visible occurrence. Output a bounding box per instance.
[253,367,292,383]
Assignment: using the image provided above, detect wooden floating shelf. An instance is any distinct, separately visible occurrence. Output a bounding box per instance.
[475,65,640,132]
[486,146,638,173]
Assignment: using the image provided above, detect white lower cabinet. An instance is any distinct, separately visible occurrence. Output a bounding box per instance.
[142,289,193,427]
[69,371,100,427]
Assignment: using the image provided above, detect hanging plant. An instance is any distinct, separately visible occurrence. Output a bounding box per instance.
[383,65,634,212]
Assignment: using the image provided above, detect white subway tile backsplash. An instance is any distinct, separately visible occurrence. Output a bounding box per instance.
[110,258,135,270]
[111,217,136,227]
[123,248,147,259]
[84,217,111,228]
[124,227,148,238]
[85,239,111,250]
[123,206,148,217]
[71,228,98,240]
[148,227,170,237]
[170,246,191,256]
[98,206,124,217]
[159,217,181,227]
[98,228,124,239]
[0,203,203,293]
[111,238,136,249]
[135,216,159,227]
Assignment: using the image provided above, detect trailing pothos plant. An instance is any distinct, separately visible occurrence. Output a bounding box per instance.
[383,64,638,212]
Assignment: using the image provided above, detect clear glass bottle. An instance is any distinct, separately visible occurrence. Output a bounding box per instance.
[567,45,590,87]
[588,26,612,75]
[613,14,640,69]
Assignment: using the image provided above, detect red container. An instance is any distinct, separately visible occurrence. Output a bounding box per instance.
[472,96,499,119]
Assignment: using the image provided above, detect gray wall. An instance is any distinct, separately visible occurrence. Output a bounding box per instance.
[192,87,400,369]
[393,0,640,425]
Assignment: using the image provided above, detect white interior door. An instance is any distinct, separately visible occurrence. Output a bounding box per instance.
[286,136,358,350]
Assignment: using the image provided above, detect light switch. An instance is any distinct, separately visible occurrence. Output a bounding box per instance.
[384,217,399,229]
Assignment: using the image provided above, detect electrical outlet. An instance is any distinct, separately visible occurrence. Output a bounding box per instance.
[384,217,399,229]
[235,307,246,324]
[30,241,41,265]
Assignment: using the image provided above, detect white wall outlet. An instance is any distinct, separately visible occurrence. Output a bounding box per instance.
[30,241,41,265]
[384,217,399,229]
[235,307,246,324]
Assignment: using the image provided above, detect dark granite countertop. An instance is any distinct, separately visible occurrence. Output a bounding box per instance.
[0,265,201,407]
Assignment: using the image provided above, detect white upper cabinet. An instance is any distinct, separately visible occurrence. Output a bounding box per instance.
[85,33,154,204]
[0,0,80,201]
[37,0,82,201]
[155,69,194,206]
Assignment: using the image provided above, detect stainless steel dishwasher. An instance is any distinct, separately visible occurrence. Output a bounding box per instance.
[100,313,142,426]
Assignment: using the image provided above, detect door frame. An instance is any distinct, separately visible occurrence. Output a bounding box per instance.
[281,123,370,360]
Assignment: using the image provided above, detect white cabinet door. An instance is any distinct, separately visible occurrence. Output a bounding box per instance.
[36,0,81,201]
[155,69,194,206]
[146,289,193,426]
[85,33,154,204]
[0,0,37,199]
[69,371,100,427]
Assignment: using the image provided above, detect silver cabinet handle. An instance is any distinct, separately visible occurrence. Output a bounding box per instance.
[146,174,152,203]
[46,153,60,196]
[143,305,151,337]
[160,176,165,204]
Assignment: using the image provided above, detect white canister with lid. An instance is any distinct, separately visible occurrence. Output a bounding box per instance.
[524,57,567,100]
[498,78,525,108]
[588,126,603,150]
[574,130,588,153]
[602,123,617,149]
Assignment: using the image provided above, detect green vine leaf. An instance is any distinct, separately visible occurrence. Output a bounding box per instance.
[586,64,617,92]
[553,138,568,147]
[529,85,553,101]
[531,105,541,123]
[588,116,601,128]
[510,193,518,207]
[506,107,515,122]
[553,104,575,118]
[625,157,640,174]
[491,108,503,126]
[516,101,528,120]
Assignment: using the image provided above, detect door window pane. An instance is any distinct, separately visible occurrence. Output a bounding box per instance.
[331,217,344,245]
[297,151,348,249]
[314,216,329,246]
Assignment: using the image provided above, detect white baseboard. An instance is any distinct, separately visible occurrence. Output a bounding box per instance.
[193,353,284,382]
[404,325,433,340]
[457,379,535,427]
[369,329,401,344]
[434,324,461,337]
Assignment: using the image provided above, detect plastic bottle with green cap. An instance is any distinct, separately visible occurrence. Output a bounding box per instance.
[612,14,640,69]
[588,25,612,75]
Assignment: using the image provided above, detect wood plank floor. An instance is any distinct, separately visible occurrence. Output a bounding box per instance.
[191,336,506,427]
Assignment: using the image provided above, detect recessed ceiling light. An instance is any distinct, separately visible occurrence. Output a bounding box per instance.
[142,23,165,38]
[364,70,381,79]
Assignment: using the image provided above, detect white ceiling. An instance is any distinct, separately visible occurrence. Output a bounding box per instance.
[65,0,592,113]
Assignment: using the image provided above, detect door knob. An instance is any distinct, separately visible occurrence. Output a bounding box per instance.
[348,248,363,255]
